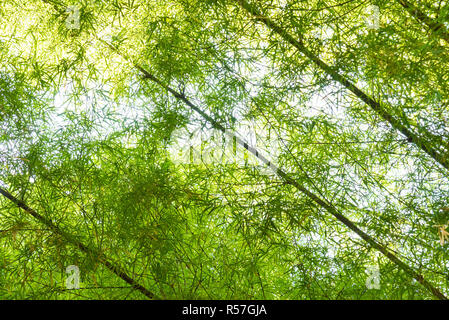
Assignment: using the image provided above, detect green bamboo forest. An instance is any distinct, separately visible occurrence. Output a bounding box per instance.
[0,0,449,300]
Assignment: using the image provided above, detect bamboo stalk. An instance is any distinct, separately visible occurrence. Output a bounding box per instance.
[0,187,158,300]
[235,0,449,172]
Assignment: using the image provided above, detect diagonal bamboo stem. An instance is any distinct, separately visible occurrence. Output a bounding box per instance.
[396,0,449,44]
[235,0,449,172]
[0,187,158,300]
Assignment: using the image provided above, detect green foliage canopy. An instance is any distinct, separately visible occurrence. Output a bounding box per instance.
[0,0,449,299]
